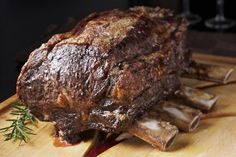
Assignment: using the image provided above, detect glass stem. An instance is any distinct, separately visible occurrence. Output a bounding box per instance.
[183,0,191,15]
[216,0,225,21]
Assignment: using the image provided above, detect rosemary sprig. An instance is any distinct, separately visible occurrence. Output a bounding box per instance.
[0,101,38,144]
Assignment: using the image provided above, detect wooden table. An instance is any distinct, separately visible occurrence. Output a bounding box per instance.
[0,53,236,157]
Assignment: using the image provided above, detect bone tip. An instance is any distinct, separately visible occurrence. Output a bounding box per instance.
[206,95,219,111]
[165,131,178,150]
[223,68,234,84]
[188,113,202,132]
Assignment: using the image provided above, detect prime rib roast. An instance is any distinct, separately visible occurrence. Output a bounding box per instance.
[17,6,191,144]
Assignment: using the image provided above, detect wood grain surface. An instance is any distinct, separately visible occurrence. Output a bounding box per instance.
[0,53,236,157]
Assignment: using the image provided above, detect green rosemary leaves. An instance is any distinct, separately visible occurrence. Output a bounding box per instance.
[0,102,38,144]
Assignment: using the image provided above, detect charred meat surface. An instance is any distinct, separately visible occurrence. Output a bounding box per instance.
[17,6,189,143]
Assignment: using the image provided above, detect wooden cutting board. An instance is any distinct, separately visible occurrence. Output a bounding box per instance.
[0,53,236,157]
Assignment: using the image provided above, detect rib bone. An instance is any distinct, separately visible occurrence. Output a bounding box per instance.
[184,61,234,84]
[129,115,179,151]
[177,86,218,111]
[151,101,202,132]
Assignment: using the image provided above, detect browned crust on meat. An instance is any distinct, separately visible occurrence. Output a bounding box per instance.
[16,6,189,142]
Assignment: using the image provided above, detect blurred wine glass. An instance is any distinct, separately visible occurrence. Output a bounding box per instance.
[205,0,235,30]
[178,0,201,25]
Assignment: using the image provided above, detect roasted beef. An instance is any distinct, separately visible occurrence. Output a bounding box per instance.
[17,6,189,143]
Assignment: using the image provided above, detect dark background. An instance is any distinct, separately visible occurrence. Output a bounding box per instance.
[1,0,236,101]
